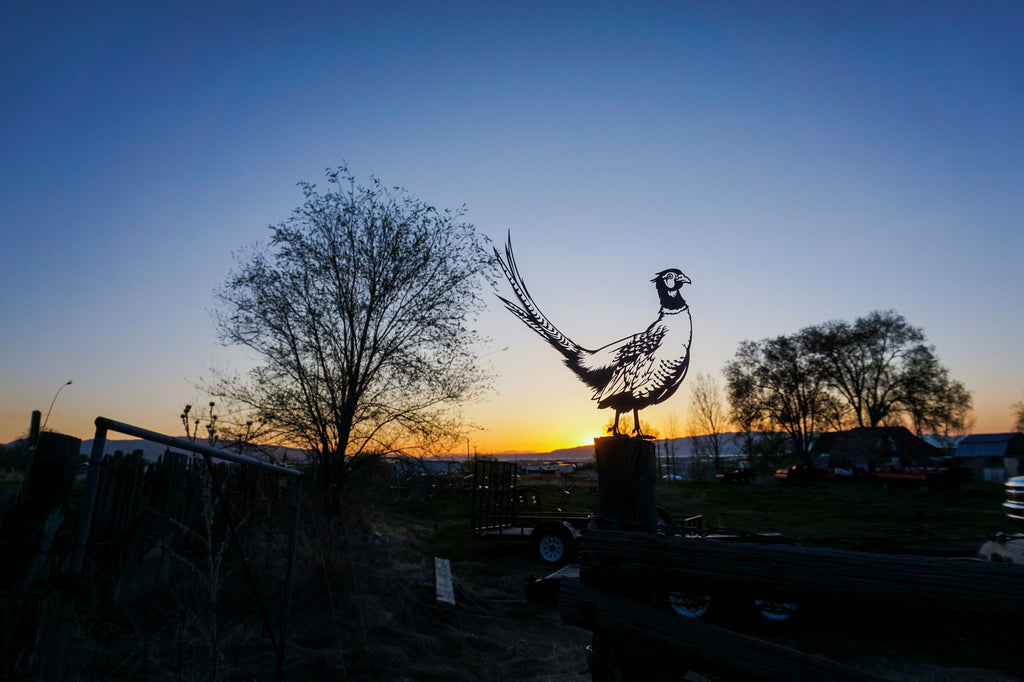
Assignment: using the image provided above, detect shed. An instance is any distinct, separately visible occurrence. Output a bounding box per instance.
[954,433,1024,483]
[812,426,946,471]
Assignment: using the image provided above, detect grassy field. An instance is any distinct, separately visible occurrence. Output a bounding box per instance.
[418,473,1013,570]
[654,477,1010,553]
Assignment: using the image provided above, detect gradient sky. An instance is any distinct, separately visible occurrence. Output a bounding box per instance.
[2,2,1022,453]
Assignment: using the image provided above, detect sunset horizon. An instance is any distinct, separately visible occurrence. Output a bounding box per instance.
[2,2,1021,462]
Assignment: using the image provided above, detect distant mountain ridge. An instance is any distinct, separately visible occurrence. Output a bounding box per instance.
[492,435,738,462]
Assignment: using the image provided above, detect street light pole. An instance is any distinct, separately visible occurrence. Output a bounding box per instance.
[41,379,72,432]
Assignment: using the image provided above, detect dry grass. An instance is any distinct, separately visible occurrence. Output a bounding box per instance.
[53,471,1022,681]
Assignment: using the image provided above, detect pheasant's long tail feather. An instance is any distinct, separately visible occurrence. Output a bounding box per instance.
[495,234,585,362]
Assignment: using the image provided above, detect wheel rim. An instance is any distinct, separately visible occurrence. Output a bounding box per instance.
[754,600,797,622]
[667,592,710,618]
[537,534,566,562]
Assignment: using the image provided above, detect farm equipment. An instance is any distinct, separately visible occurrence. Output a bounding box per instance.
[470,459,592,563]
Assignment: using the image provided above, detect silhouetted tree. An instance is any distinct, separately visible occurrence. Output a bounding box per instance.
[725,331,839,461]
[727,311,972,462]
[802,310,972,436]
[212,165,494,512]
[660,412,682,479]
[737,429,791,473]
[686,372,728,473]
[1013,393,1024,432]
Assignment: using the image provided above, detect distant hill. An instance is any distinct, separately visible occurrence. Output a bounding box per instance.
[490,435,741,462]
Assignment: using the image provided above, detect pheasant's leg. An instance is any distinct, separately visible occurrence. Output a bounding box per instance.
[609,411,622,435]
[632,408,643,436]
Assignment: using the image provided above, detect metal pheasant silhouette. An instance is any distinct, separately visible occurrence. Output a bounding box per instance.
[495,234,692,437]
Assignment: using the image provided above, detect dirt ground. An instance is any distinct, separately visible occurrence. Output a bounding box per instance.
[283,510,593,681]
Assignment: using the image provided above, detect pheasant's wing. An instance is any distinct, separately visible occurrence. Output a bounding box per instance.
[592,326,668,406]
[634,348,690,405]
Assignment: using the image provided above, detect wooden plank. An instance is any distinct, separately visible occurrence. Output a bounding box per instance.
[560,579,882,682]
[434,557,456,605]
[579,530,1024,620]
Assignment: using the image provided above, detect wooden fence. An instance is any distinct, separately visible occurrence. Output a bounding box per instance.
[86,447,292,570]
[1,423,299,681]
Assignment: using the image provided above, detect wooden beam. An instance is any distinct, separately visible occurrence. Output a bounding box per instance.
[560,579,882,681]
[579,530,1024,621]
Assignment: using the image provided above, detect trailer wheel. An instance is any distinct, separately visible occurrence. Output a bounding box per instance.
[533,525,574,564]
[667,591,711,619]
[754,600,798,622]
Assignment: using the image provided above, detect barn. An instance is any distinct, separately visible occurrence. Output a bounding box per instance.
[812,426,945,472]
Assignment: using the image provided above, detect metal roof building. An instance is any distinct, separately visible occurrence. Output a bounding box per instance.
[954,433,1024,482]
[955,433,1024,458]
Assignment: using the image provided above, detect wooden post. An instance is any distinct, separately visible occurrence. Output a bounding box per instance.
[29,410,41,446]
[591,435,657,532]
[586,435,664,679]
[6,427,81,681]
[24,432,81,510]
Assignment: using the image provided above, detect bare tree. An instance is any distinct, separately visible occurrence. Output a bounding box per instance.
[212,166,494,510]
[1013,392,1024,433]
[661,412,682,479]
[686,373,728,473]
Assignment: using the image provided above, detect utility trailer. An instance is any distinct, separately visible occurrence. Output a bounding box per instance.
[470,459,592,563]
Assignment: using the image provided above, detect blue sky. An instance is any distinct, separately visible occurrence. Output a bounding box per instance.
[2,2,1022,452]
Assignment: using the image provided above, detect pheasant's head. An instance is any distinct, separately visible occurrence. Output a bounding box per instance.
[652,268,690,310]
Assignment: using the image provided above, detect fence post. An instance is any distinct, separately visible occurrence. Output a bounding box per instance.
[24,432,80,510]
[46,422,107,682]
[3,421,81,681]
[29,410,41,445]
[278,477,302,682]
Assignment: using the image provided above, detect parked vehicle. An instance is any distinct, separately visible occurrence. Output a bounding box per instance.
[715,467,752,484]
[1004,476,1024,524]
[774,464,817,483]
